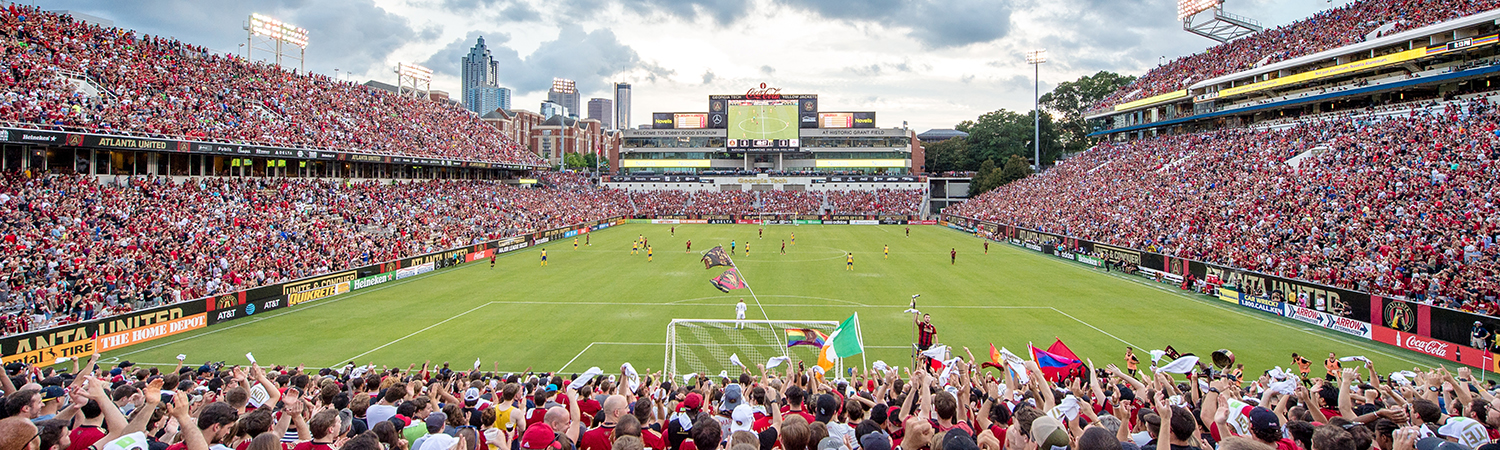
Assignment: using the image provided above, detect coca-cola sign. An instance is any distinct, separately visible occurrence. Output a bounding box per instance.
[1400,334,1450,358]
[746,83,782,100]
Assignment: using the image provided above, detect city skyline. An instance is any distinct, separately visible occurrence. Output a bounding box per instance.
[52,0,1366,131]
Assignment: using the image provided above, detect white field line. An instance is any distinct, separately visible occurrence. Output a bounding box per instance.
[335,301,498,363]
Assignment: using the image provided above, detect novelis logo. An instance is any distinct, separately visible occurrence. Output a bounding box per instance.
[1384,301,1416,332]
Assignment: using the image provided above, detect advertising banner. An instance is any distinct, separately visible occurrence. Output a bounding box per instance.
[396,262,436,279]
[94,302,209,352]
[351,273,398,291]
[1237,295,1283,315]
[850,220,878,225]
[1,337,93,367]
[1283,304,1372,339]
[208,296,287,325]
[284,271,357,307]
[1372,325,1493,370]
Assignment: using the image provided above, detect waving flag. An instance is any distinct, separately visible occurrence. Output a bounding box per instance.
[702,246,732,269]
[817,313,864,370]
[710,268,747,292]
[1030,342,1084,382]
[786,328,827,348]
[982,344,1004,370]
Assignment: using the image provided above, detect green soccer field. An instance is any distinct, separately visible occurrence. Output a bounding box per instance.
[728,104,799,142]
[98,224,1460,378]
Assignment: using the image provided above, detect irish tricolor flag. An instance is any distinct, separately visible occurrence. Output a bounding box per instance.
[817,313,864,370]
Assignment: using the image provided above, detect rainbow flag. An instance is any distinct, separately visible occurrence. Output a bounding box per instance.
[786,328,827,348]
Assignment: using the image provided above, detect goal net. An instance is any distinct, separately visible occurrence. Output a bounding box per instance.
[665,319,839,376]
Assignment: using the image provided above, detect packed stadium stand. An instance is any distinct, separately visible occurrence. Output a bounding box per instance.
[1094,0,1500,111]
[0,5,539,165]
[951,96,1500,313]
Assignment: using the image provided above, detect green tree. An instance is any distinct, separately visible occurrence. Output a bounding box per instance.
[956,109,1062,169]
[923,137,973,173]
[970,159,998,194]
[564,152,589,169]
[999,154,1033,185]
[1039,71,1136,155]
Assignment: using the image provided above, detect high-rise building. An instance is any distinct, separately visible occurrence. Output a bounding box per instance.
[467,86,511,114]
[547,78,579,118]
[540,101,568,119]
[461,37,499,114]
[613,82,631,129]
[587,98,613,129]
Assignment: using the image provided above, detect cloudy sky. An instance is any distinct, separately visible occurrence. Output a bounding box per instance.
[53,0,1349,131]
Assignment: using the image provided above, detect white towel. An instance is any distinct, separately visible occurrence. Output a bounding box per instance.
[1155,355,1199,374]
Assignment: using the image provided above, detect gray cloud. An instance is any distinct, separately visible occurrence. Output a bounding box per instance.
[53,0,419,76]
[760,65,775,76]
[702,70,716,84]
[423,25,670,95]
[777,0,1011,48]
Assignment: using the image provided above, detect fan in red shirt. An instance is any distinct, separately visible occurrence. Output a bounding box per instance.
[579,396,629,450]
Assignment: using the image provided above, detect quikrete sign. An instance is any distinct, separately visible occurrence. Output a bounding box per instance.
[284,271,356,306]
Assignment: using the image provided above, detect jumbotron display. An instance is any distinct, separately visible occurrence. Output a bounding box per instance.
[726,99,800,150]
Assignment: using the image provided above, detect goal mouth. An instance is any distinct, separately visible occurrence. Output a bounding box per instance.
[665,319,839,377]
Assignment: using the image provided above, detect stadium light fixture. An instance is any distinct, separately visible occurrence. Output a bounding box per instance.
[1026,49,1047,171]
[246,13,309,72]
[396,63,433,100]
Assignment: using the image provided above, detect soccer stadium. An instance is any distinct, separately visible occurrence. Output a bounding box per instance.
[4,3,1500,450]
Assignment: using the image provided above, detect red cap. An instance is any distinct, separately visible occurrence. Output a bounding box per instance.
[521,423,560,450]
[680,392,704,411]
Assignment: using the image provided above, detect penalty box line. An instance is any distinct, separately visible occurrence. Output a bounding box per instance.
[556,342,914,374]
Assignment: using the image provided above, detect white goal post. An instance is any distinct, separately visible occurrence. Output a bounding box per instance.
[665,319,839,376]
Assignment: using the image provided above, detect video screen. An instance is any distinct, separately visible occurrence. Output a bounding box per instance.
[726,99,800,150]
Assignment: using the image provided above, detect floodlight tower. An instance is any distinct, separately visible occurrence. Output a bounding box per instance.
[246,13,309,71]
[1180,0,1263,43]
[1025,49,1046,171]
[396,63,433,100]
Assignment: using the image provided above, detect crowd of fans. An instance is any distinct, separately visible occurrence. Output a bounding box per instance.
[825,191,924,216]
[0,174,630,335]
[620,190,924,217]
[0,5,540,165]
[949,97,1500,314]
[2,344,1494,450]
[1094,0,1500,111]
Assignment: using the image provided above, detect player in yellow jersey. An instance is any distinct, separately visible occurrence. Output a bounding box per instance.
[745,242,750,255]
[574,237,579,250]
[632,241,639,255]
[884,245,889,259]
[846,252,854,270]
[540,249,548,266]
[647,245,653,262]
[791,233,796,245]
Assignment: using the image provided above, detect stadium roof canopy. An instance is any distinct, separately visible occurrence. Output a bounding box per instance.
[917,129,969,142]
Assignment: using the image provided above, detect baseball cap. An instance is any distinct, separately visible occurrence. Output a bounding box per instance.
[426,412,448,431]
[1417,437,1472,450]
[943,430,979,450]
[732,404,755,433]
[1248,407,1279,431]
[1031,416,1070,450]
[1439,417,1488,449]
[118,361,135,369]
[522,422,561,450]
[819,436,849,450]
[861,432,892,450]
[815,394,839,422]
[40,385,66,402]
[465,388,482,403]
[722,384,745,413]
[680,392,703,411]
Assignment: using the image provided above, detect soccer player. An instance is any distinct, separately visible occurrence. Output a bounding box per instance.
[647,245,653,262]
[791,233,796,245]
[984,241,989,254]
[846,252,854,271]
[586,234,590,246]
[574,237,579,250]
[632,241,639,255]
[671,226,675,237]
[950,248,957,265]
[540,249,548,267]
[759,228,763,239]
[905,227,910,237]
[884,245,889,259]
[735,299,747,329]
[745,242,750,255]
[686,240,692,253]
[1292,353,1312,384]
[1124,347,1139,378]
[780,240,786,254]
[490,253,496,269]
[731,240,736,255]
